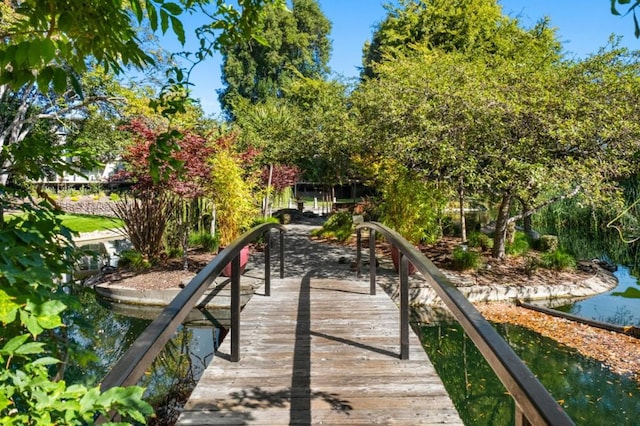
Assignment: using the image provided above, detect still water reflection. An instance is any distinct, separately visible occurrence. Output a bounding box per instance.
[557,265,640,326]
[419,322,640,425]
[63,285,219,419]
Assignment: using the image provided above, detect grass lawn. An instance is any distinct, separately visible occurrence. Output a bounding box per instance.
[56,214,123,233]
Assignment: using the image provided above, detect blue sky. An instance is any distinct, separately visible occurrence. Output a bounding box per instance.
[175,1,640,117]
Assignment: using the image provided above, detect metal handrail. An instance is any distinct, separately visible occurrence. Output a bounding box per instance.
[355,221,574,426]
[100,222,286,394]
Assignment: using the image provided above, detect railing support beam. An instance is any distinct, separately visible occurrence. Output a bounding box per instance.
[369,229,376,295]
[279,230,285,279]
[265,232,271,297]
[231,253,241,362]
[399,253,409,360]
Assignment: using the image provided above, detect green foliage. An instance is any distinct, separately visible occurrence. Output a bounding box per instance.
[377,166,445,245]
[354,0,640,260]
[451,246,482,271]
[208,143,259,246]
[467,231,493,251]
[188,231,220,252]
[0,200,153,423]
[252,216,280,227]
[117,249,152,270]
[220,0,331,116]
[362,0,527,78]
[109,193,121,202]
[311,211,354,242]
[539,249,576,271]
[506,232,530,257]
[537,235,559,253]
[1,1,282,423]
[0,0,283,93]
[233,77,352,186]
[249,216,280,245]
[611,0,640,37]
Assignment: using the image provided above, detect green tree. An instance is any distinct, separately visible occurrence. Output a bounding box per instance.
[219,0,331,117]
[0,1,281,422]
[353,0,640,259]
[233,77,353,198]
[361,0,551,78]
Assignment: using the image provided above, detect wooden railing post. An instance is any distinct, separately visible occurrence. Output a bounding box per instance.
[230,253,241,362]
[515,406,532,426]
[356,229,362,278]
[265,231,271,297]
[279,230,285,279]
[399,253,409,360]
[369,229,376,295]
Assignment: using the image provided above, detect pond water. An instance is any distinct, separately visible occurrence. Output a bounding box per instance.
[75,238,131,279]
[556,265,640,326]
[72,230,640,424]
[418,320,640,425]
[64,285,220,419]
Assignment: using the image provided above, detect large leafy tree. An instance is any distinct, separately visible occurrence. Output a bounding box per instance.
[0,0,280,422]
[233,77,353,190]
[219,0,331,117]
[353,0,640,259]
[361,0,543,78]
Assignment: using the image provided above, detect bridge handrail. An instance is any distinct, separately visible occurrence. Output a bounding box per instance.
[99,222,286,393]
[355,221,574,426]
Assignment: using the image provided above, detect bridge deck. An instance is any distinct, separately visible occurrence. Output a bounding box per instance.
[177,277,462,425]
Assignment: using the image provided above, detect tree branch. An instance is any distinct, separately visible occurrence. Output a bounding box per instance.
[507,185,582,224]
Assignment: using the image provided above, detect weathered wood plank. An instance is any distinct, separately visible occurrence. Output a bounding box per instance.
[177,278,462,425]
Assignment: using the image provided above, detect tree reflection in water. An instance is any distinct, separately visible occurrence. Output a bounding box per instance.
[419,322,640,425]
[62,285,219,424]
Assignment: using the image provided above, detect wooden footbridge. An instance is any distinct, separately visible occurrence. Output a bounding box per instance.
[178,277,460,424]
[99,222,575,425]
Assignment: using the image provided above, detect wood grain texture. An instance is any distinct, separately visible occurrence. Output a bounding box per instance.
[177,277,462,425]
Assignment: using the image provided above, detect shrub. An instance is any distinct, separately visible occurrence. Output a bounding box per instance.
[208,146,259,246]
[311,211,354,242]
[451,246,482,270]
[189,231,220,252]
[440,215,456,236]
[111,190,173,263]
[165,246,184,259]
[506,231,529,256]
[523,256,539,276]
[537,234,559,253]
[109,192,121,201]
[377,166,445,245]
[118,249,151,270]
[540,249,576,270]
[467,231,493,251]
[252,216,280,227]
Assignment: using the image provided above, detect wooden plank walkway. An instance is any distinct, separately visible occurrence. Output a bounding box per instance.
[177,277,463,425]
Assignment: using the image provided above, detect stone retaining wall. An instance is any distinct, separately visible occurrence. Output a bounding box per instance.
[57,199,119,217]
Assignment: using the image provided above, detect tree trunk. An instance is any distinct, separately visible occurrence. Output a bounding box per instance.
[506,221,516,245]
[523,212,533,236]
[458,176,466,242]
[492,193,512,259]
